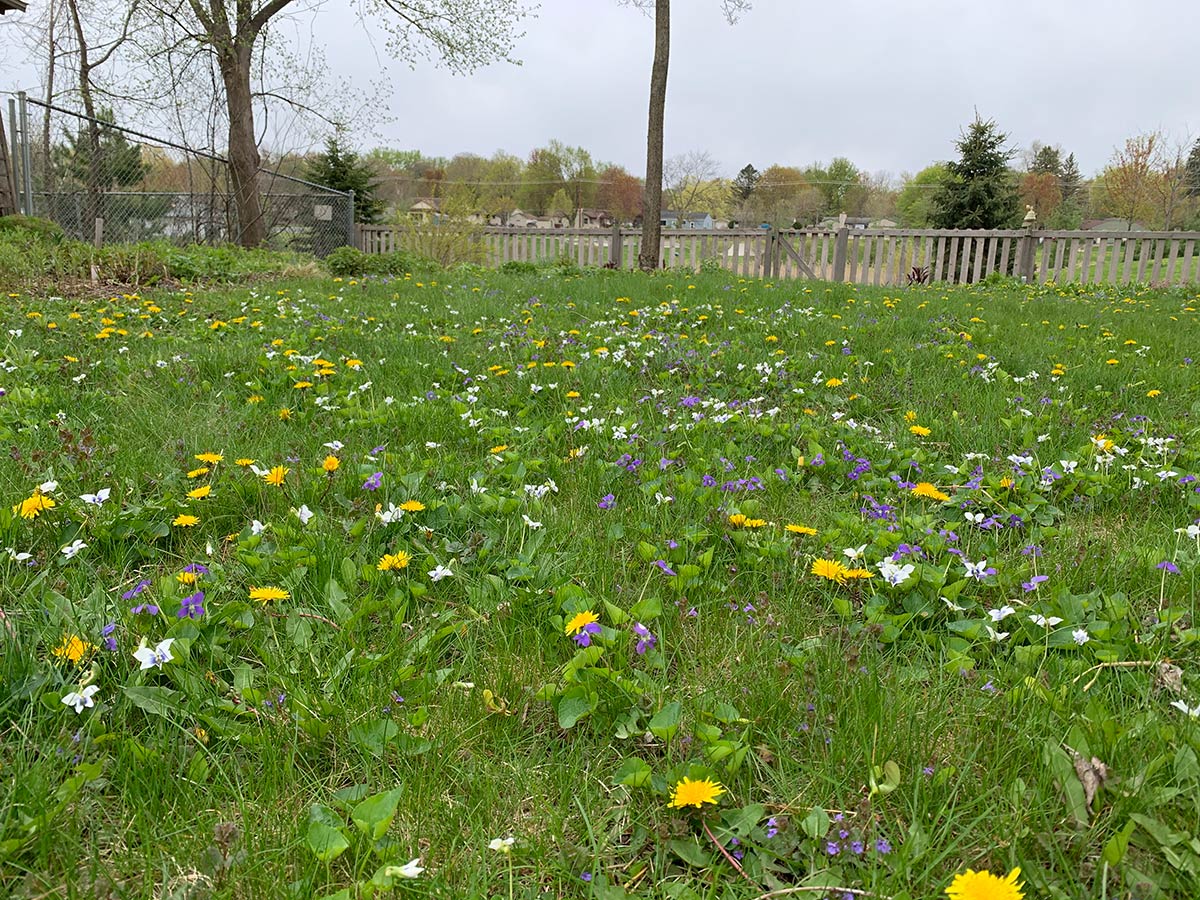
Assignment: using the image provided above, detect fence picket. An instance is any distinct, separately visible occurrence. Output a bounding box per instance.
[350,225,1200,287]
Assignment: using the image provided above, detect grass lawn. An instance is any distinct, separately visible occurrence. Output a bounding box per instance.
[2,269,1200,900]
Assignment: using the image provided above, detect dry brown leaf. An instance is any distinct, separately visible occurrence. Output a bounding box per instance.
[1154,661,1184,695]
[1067,747,1109,811]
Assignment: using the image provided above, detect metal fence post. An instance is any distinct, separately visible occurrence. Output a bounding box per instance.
[18,92,34,217]
[832,226,849,282]
[8,97,23,214]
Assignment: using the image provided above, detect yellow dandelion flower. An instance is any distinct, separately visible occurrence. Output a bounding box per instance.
[668,776,725,809]
[377,551,412,571]
[264,465,289,487]
[564,610,599,635]
[52,634,95,665]
[187,485,212,500]
[945,867,1024,900]
[786,523,817,535]
[825,377,844,387]
[278,408,292,421]
[912,482,950,502]
[13,493,56,519]
[728,513,749,527]
[904,410,917,422]
[186,467,210,479]
[195,452,223,464]
[322,455,340,473]
[909,425,931,437]
[811,558,850,584]
[173,514,200,527]
[489,445,509,455]
[999,476,1014,489]
[235,458,256,467]
[845,568,876,579]
[249,586,289,603]
[293,381,313,389]
[1147,389,1161,397]
[178,571,198,585]
[399,500,425,512]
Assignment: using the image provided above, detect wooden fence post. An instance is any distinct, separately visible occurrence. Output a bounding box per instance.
[832,227,849,282]
[763,229,776,279]
[610,222,622,268]
[1017,225,1035,282]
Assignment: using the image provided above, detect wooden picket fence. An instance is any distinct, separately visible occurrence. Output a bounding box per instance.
[357,223,1200,287]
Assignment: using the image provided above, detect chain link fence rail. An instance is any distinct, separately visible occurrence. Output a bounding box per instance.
[6,92,354,256]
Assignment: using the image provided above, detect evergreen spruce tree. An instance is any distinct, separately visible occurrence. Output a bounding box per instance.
[1185,139,1200,198]
[731,164,760,203]
[1045,152,1084,229]
[1059,152,1082,205]
[1030,144,1062,176]
[932,117,1020,229]
[305,135,384,224]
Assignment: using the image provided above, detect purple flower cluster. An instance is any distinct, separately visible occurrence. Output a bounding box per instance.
[363,471,383,491]
[178,590,206,619]
[633,622,657,655]
[573,621,601,647]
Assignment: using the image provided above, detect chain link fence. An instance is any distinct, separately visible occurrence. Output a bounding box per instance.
[5,92,354,256]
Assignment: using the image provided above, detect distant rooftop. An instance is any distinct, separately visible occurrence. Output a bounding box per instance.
[0,0,29,14]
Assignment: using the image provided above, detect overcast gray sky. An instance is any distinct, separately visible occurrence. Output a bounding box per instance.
[3,0,1197,179]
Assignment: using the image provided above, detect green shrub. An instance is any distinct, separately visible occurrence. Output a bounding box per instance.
[325,246,430,278]
[0,228,302,287]
[0,215,65,242]
[499,260,538,275]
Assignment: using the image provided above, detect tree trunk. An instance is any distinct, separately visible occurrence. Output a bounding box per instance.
[221,47,267,248]
[66,0,103,235]
[638,0,669,271]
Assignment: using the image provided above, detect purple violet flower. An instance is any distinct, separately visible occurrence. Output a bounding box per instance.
[633,622,657,655]
[177,591,205,619]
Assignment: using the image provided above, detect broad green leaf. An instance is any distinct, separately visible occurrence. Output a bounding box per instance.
[668,837,710,867]
[629,596,662,621]
[613,757,652,788]
[801,806,830,839]
[1102,819,1137,866]
[324,577,352,623]
[332,784,370,808]
[123,686,178,718]
[557,687,595,729]
[351,786,404,840]
[649,701,682,742]
[348,719,399,756]
[305,822,350,861]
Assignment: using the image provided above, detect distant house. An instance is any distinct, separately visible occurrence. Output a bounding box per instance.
[533,211,571,229]
[660,210,715,229]
[575,208,613,228]
[497,208,539,227]
[0,1,28,13]
[1083,217,1149,232]
[408,197,440,223]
